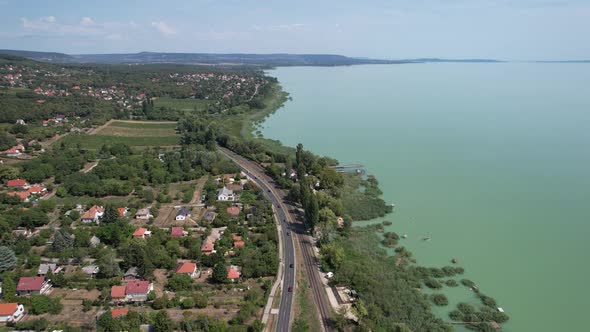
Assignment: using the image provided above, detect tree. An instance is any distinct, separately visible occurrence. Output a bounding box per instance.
[52,229,74,252]
[0,275,17,302]
[168,273,193,291]
[97,312,120,332]
[320,242,344,270]
[101,205,119,223]
[0,246,17,272]
[212,263,227,283]
[96,248,120,278]
[154,310,173,332]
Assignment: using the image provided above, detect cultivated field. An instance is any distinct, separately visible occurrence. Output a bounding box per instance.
[57,120,181,149]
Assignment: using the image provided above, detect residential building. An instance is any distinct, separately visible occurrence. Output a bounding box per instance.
[37,263,61,276]
[226,206,240,217]
[132,227,151,239]
[125,281,153,302]
[123,267,139,281]
[175,207,190,221]
[170,227,188,238]
[6,179,29,190]
[117,207,129,217]
[175,262,199,278]
[217,186,235,201]
[16,277,52,295]
[135,208,153,220]
[111,308,129,319]
[110,285,126,303]
[81,265,100,278]
[227,266,241,282]
[201,240,214,255]
[203,211,217,222]
[0,303,25,323]
[81,205,104,223]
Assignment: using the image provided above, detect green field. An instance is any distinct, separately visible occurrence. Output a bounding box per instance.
[153,97,211,112]
[56,120,180,149]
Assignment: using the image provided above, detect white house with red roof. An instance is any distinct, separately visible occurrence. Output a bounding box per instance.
[3,144,25,157]
[6,179,29,190]
[175,261,199,278]
[124,280,153,302]
[227,265,241,282]
[0,303,25,323]
[81,205,104,223]
[132,227,151,239]
[16,276,52,295]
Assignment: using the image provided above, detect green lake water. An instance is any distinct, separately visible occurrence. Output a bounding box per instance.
[261,64,590,332]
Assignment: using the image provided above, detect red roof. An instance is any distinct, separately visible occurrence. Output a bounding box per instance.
[17,276,45,291]
[7,179,28,187]
[111,308,129,318]
[226,206,240,216]
[125,280,150,294]
[111,285,126,298]
[227,266,241,279]
[117,207,127,216]
[27,185,46,194]
[7,191,29,201]
[234,240,245,247]
[175,262,197,274]
[0,303,18,316]
[201,241,214,252]
[133,228,148,237]
[81,205,103,220]
[170,227,186,238]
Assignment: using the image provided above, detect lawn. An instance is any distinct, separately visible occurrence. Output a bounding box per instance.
[154,97,211,112]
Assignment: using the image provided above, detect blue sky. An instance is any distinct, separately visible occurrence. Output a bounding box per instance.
[0,0,588,60]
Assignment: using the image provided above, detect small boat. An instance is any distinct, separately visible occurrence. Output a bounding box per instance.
[422,237,431,241]
[497,307,505,313]
[452,258,458,264]
[402,234,408,239]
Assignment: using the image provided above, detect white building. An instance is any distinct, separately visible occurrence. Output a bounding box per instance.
[217,187,235,201]
[0,303,25,323]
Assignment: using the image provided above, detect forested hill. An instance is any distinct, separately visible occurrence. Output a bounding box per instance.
[0,49,414,66]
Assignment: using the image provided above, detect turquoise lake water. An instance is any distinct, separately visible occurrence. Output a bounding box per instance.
[261,63,590,332]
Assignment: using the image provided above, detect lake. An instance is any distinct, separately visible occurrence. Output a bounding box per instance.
[261,63,590,332]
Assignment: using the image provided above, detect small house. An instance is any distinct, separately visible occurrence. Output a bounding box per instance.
[117,207,129,217]
[201,241,214,255]
[217,187,235,201]
[16,277,52,295]
[175,207,190,221]
[132,227,151,239]
[174,262,199,278]
[227,266,241,282]
[6,179,29,190]
[0,303,25,323]
[81,205,104,224]
[226,206,240,217]
[203,211,217,222]
[81,265,100,278]
[111,308,129,319]
[125,280,153,302]
[37,263,61,276]
[170,227,188,238]
[135,208,153,220]
[110,285,126,303]
[123,267,139,281]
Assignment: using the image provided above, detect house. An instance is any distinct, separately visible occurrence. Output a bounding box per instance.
[123,267,139,281]
[227,266,241,282]
[89,235,101,248]
[3,144,25,157]
[125,280,153,302]
[0,303,25,323]
[170,227,188,238]
[37,263,61,276]
[133,227,151,239]
[81,265,100,278]
[7,191,29,202]
[201,240,214,255]
[233,240,245,248]
[16,277,52,295]
[26,185,47,196]
[203,211,217,222]
[110,285,126,303]
[217,187,235,201]
[174,262,199,278]
[12,228,32,238]
[175,207,190,221]
[15,119,26,125]
[135,208,153,220]
[111,308,129,319]
[226,206,240,217]
[117,207,129,217]
[6,179,29,190]
[81,205,104,223]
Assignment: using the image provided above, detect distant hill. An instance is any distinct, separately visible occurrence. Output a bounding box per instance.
[0,49,505,66]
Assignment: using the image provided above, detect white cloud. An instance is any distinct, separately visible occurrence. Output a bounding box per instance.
[80,17,95,26]
[250,23,309,32]
[151,21,176,36]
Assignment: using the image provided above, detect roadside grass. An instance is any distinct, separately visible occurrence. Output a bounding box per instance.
[293,267,321,332]
[154,97,211,112]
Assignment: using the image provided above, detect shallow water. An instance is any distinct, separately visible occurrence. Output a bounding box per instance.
[262,63,590,332]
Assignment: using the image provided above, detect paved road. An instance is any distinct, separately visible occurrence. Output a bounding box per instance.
[219,147,333,332]
[219,148,296,332]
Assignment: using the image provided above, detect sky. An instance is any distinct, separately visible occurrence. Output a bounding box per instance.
[0,0,588,60]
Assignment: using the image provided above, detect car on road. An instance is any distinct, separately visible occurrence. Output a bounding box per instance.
[277,204,281,208]
[288,286,293,292]
[326,272,334,279]
[287,232,290,236]
[289,263,294,268]
[267,189,271,192]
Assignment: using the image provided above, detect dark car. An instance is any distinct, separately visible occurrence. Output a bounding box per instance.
[288,286,293,292]
[289,263,294,268]
[267,189,271,192]
[287,232,290,236]
[277,204,281,208]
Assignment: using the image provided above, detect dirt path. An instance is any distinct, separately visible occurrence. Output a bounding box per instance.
[189,176,208,204]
